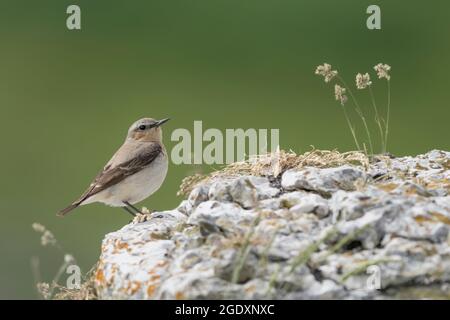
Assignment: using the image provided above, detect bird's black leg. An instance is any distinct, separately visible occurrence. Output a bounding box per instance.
[122,205,136,217]
[123,201,142,214]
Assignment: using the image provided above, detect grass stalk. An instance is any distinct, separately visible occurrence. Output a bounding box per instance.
[315,225,370,264]
[265,264,280,297]
[338,75,374,155]
[259,228,279,269]
[341,105,361,151]
[289,227,337,273]
[340,258,394,282]
[231,215,261,284]
[369,86,385,153]
[384,80,391,152]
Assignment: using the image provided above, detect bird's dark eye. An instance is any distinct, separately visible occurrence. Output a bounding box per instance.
[138,125,146,131]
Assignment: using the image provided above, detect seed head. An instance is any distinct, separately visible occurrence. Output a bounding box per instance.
[315,63,338,83]
[32,222,58,247]
[64,254,75,263]
[356,73,372,89]
[41,230,56,247]
[32,223,46,233]
[334,84,348,105]
[37,282,50,300]
[374,63,391,80]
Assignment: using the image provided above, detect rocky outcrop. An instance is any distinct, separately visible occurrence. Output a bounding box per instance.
[94,150,450,299]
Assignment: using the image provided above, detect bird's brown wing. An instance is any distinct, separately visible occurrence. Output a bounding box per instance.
[57,143,162,216]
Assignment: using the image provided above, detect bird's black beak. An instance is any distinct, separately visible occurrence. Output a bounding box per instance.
[156,118,170,127]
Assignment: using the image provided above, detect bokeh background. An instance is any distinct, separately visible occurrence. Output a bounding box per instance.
[0,0,449,299]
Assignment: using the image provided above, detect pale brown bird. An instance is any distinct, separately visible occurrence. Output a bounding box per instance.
[58,118,170,217]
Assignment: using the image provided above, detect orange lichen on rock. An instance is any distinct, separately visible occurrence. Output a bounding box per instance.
[147,284,157,297]
[377,183,398,192]
[95,268,105,285]
[112,240,130,253]
[175,291,185,300]
[128,281,141,295]
[430,212,450,225]
[414,212,450,225]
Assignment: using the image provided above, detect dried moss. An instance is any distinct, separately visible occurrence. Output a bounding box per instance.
[178,149,370,196]
[53,266,98,300]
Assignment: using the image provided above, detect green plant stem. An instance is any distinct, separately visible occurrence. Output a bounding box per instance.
[362,143,368,156]
[265,264,280,297]
[384,80,391,153]
[368,86,385,153]
[341,105,361,151]
[289,227,337,273]
[231,215,261,284]
[30,257,43,299]
[315,225,369,264]
[49,259,72,299]
[340,258,395,282]
[259,228,279,269]
[338,76,374,155]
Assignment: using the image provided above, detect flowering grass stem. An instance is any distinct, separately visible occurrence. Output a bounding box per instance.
[384,80,391,152]
[341,105,361,151]
[315,63,391,156]
[368,86,385,153]
[338,75,374,155]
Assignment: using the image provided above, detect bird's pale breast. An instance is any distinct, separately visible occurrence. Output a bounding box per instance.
[83,152,168,207]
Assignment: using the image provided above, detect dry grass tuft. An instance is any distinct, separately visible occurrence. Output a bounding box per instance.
[32,223,98,300]
[53,266,98,300]
[178,149,369,196]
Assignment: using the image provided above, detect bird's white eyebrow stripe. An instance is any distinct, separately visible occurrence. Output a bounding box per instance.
[136,121,157,129]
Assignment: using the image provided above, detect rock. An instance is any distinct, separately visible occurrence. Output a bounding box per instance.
[289,193,330,219]
[187,201,256,235]
[208,180,233,202]
[281,165,366,195]
[95,219,179,299]
[330,188,385,222]
[188,185,209,208]
[94,150,450,300]
[206,176,279,209]
[229,176,279,208]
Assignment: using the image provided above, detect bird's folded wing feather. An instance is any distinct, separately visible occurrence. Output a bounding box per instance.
[74,143,162,205]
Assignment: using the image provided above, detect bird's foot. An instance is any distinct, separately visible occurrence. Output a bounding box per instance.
[132,213,149,224]
[132,207,154,224]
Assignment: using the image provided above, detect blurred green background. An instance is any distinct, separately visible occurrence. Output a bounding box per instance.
[0,0,449,299]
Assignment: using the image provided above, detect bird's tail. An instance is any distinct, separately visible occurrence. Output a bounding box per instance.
[57,202,80,217]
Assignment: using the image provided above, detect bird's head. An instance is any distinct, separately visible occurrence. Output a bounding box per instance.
[127,117,170,142]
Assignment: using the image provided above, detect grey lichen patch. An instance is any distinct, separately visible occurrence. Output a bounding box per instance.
[95,150,450,299]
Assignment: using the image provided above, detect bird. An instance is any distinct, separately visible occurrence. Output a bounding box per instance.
[58,117,170,217]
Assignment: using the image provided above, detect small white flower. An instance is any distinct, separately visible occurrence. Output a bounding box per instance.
[334,84,348,105]
[315,63,338,83]
[32,223,46,233]
[41,230,56,247]
[356,73,372,89]
[64,254,75,263]
[37,282,50,300]
[374,63,391,80]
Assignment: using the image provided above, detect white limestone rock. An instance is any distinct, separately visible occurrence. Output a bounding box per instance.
[281,165,366,195]
[94,150,450,300]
